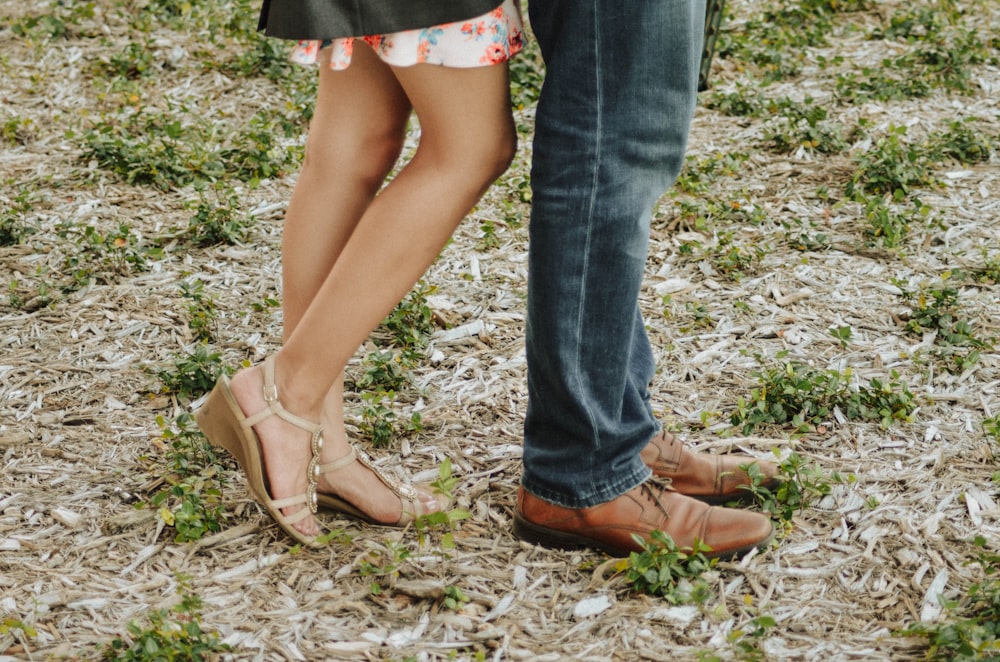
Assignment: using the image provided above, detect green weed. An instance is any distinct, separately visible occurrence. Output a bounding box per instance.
[716,0,835,83]
[216,30,297,82]
[414,459,472,550]
[763,97,848,154]
[4,266,55,312]
[896,28,992,93]
[728,615,779,662]
[874,3,952,42]
[984,415,1000,445]
[782,217,832,252]
[442,585,470,611]
[217,111,301,185]
[675,152,748,195]
[861,197,931,248]
[897,279,988,348]
[156,345,228,399]
[835,69,934,103]
[377,281,438,355]
[58,222,153,286]
[102,579,230,660]
[251,295,281,313]
[138,0,199,20]
[508,38,545,110]
[79,106,297,191]
[743,452,851,522]
[801,0,870,11]
[102,40,158,80]
[353,350,412,393]
[623,531,716,604]
[896,277,991,374]
[672,197,766,237]
[846,126,935,200]
[731,357,916,434]
[147,414,227,543]
[0,618,37,643]
[79,110,221,190]
[666,300,714,333]
[931,118,993,164]
[1,115,35,146]
[185,194,255,247]
[899,536,1000,661]
[179,280,217,343]
[829,325,853,348]
[0,188,37,246]
[132,0,253,37]
[11,1,96,41]
[844,13,991,101]
[962,249,1000,285]
[704,86,766,118]
[356,391,421,449]
[359,540,411,594]
[705,231,767,281]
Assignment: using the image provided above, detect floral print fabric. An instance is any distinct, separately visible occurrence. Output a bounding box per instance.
[289,0,523,71]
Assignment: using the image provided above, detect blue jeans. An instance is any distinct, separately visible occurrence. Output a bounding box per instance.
[522,0,706,508]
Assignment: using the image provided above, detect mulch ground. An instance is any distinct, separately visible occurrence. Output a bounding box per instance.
[2,0,999,659]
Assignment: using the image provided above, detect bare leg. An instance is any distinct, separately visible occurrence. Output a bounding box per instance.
[278,46,421,526]
[231,46,516,534]
[281,45,411,335]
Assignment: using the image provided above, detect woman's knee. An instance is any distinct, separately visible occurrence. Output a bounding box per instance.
[425,122,516,187]
[491,127,518,179]
[301,124,406,189]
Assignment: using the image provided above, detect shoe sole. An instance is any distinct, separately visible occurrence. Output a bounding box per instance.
[512,512,775,561]
[196,377,250,474]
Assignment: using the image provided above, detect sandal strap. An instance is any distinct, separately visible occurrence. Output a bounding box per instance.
[246,356,323,515]
[354,447,419,502]
[246,357,324,435]
[316,447,357,475]
[316,445,420,509]
[271,494,314,525]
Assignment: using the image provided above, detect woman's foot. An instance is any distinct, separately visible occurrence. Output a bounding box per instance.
[228,364,324,538]
[316,407,444,524]
[228,363,442,532]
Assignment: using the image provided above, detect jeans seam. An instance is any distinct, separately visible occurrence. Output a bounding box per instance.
[574,0,602,460]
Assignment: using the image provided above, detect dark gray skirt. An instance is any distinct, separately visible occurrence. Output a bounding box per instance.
[259,0,506,41]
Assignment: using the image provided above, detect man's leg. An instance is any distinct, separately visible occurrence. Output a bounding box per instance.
[517,0,775,558]
[522,0,707,507]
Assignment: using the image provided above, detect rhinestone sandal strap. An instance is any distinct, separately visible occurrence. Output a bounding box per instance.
[354,448,418,501]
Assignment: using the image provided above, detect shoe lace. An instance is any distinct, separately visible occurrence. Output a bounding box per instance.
[641,477,675,518]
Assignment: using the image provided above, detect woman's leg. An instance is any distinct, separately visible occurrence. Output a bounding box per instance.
[281,45,411,336]
[278,45,417,529]
[232,48,516,534]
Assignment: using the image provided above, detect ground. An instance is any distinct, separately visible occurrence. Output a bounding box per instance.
[1,0,999,660]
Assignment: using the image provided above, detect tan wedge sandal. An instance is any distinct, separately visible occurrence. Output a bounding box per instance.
[195,356,326,548]
[315,447,447,526]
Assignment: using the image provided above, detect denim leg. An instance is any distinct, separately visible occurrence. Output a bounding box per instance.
[522,0,706,508]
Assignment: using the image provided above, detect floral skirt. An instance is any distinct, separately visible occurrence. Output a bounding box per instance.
[289,0,523,71]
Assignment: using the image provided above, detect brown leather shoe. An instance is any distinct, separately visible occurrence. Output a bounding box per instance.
[641,431,781,505]
[513,482,774,560]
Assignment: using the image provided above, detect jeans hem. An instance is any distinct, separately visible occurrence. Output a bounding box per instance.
[520,464,652,510]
